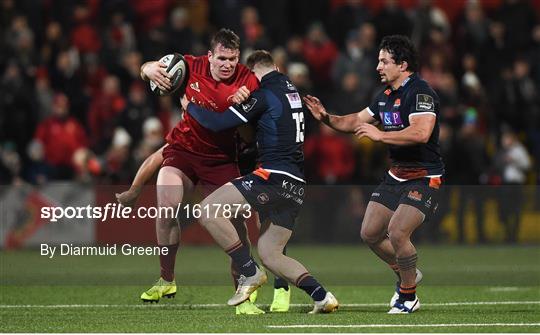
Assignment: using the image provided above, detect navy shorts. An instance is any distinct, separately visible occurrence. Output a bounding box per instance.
[370,173,442,220]
[231,168,305,230]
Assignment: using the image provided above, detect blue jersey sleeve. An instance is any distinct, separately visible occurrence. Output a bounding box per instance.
[186,91,267,132]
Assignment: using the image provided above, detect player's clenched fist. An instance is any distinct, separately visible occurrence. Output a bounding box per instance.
[230,86,251,104]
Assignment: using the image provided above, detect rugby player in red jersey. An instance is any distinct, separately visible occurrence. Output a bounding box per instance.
[117,29,290,314]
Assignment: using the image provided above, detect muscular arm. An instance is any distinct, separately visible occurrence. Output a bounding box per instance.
[355,114,436,146]
[303,95,376,133]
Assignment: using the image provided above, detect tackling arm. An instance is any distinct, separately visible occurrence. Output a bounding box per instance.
[185,103,247,132]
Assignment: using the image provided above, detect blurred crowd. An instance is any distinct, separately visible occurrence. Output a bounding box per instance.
[0,0,538,189]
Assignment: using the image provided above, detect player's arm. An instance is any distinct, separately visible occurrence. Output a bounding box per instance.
[354,114,435,145]
[303,95,376,133]
[182,93,265,132]
[115,145,166,207]
[140,61,172,91]
[355,90,438,145]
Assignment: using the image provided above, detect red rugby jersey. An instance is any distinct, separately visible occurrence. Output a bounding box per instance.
[166,54,259,161]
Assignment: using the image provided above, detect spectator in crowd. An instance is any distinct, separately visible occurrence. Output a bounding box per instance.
[239,6,272,51]
[373,0,412,40]
[87,75,126,153]
[49,49,86,122]
[328,0,371,49]
[409,0,450,48]
[304,123,357,243]
[33,93,88,179]
[285,35,307,64]
[494,127,532,243]
[40,21,66,69]
[302,23,338,92]
[0,61,35,156]
[455,0,491,59]
[25,140,51,185]
[103,127,135,184]
[304,123,356,185]
[118,81,154,142]
[495,0,536,53]
[70,3,101,55]
[134,117,164,167]
[330,72,371,117]
[332,23,378,99]
[453,108,489,243]
[165,7,196,56]
[34,67,54,121]
[102,9,137,68]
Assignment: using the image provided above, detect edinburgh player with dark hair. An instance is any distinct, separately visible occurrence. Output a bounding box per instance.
[181,50,339,313]
[304,35,444,314]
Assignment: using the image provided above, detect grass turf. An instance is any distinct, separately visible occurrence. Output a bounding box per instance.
[1,245,539,332]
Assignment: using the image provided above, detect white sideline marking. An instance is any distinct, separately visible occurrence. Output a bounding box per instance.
[267,323,540,329]
[488,286,523,292]
[0,301,539,308]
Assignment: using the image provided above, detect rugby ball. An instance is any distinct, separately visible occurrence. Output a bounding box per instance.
[150,53,189,96]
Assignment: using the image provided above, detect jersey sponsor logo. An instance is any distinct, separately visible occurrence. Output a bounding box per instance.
[378,102,386,106]
[281,180,305,196]
[382,111,403,126]
[407,190,423,201]
[241,97,258,113]
[372,192,380,197]
[190,82,200,92]
[286,92,302,109]
[416,94,434,111]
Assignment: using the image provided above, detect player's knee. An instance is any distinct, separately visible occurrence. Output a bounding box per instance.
[388,227,408,246]
[360,227,380,245]
[157,189,181,209]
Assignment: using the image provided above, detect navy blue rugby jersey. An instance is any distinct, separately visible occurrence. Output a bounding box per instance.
[185,71,305,182]
[367,73,445,180]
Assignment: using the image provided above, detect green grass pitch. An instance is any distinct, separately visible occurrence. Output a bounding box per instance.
[1,245,539,332]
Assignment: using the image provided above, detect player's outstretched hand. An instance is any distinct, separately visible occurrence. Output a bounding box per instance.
[142,61,172,91]
[303,95,328,121]
[115,186,142,208]
[230,86,251,104]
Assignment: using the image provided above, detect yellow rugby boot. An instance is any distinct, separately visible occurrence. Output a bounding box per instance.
[140,277,176,303]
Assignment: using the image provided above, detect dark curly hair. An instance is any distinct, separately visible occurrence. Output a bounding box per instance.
[379,35,419,73]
